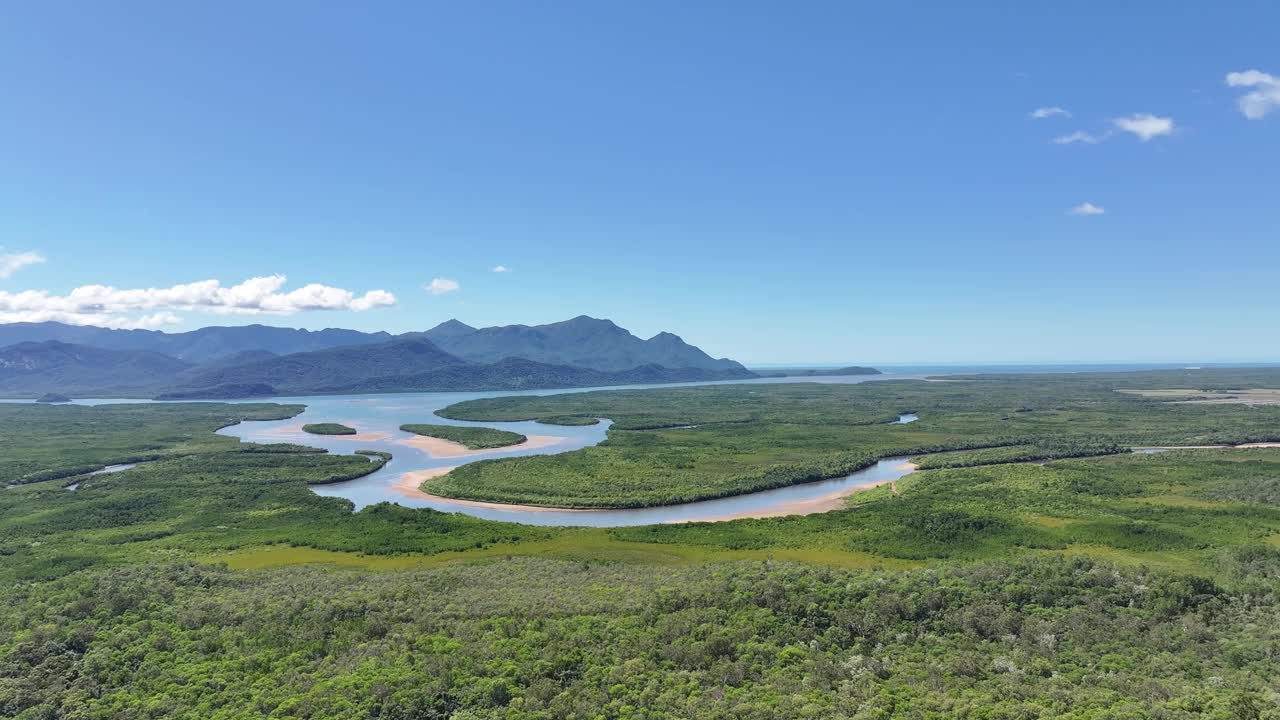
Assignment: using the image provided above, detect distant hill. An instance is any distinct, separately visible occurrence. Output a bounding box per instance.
[0,322,391,362]
[756,366,882,378]
[0,316,756,397]
[174,338,468,395]
[317,357,757,395]
[154,383,277,401]
[422,316,746,373]
[0,341,193,396]
[165,338,756,398]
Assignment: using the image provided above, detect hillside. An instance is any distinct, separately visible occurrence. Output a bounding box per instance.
[0,341,193,396]
[0,317,756,397]
[423,315,746,372]
[169,353,755,398]
[319,357,756,395]
[173,337,469,395]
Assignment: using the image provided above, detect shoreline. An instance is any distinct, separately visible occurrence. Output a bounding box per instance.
[256,422,391,443]
[669,461,917,523]
[390,460,921,522]
[392,468,602,512]
[398,433,565,458]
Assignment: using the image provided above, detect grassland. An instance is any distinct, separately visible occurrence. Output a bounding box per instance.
[399,422,527,449]
[301,422,357,435]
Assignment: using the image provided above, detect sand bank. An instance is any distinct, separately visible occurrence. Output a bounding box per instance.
[252,423,390,443]
[399,433,565,458]
[391,468,599,512]
[392,460,921,522]
[666,462,918,524]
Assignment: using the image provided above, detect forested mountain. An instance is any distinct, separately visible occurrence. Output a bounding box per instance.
[165,342,755,397]
[323,357,757,394]
[173,338,469,395]
[0,341,193,395]
[0,317,744,371]
[0,317,758,397]
[423,315,746,372]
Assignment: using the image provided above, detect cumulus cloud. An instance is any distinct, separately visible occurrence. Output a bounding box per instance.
[0,251,46,279]
[1069,202,1106,216]
[1053,131,1106,145]
[1030,106,1070,119]
[492,265,510,273]
[1226,69,1280,119]
[1113,114,1175,141]
[0,275,395,328]
[426,278,460,295]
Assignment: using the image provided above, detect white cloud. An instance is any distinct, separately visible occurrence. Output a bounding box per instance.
[1053,131,1106,145]
[0,251,46,279]
[1226,69,1280,119]
[1069,202,1106,216]
[492,265,510,273]
[1113,113,1175,141]
[0,275,395,328]
[1030,106,1070,119]
[426,278,460,295]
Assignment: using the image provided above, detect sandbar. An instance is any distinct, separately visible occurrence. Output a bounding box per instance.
[250,422,390,443]
[391,468,599,512]
[667,462,918,523]
[399,433,565,458]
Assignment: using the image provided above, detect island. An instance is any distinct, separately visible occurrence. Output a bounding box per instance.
[302,423,358,436]
[155,383,277,400]
[399,423,527,450]
[35,393,72,403]
[755,366,882,377]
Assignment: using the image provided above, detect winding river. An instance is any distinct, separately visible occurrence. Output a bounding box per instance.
[209,374,922,527]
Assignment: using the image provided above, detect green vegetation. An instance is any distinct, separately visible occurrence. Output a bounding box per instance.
[535,414,600,426]
[0,402,302,487]
[301,422,357,435]
[399,423,526,449]
[7,553,1280,720]
[434,371,1280,507]
[5,371,1280,717]
[913,438,1128,469]
[613,450,1280,569]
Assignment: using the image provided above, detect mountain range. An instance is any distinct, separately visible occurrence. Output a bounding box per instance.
[0,316,759,398]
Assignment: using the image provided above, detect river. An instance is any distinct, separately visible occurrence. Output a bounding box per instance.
[210,374,920,526]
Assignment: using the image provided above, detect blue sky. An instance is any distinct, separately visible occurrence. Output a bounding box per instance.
[0,2,1276,363]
